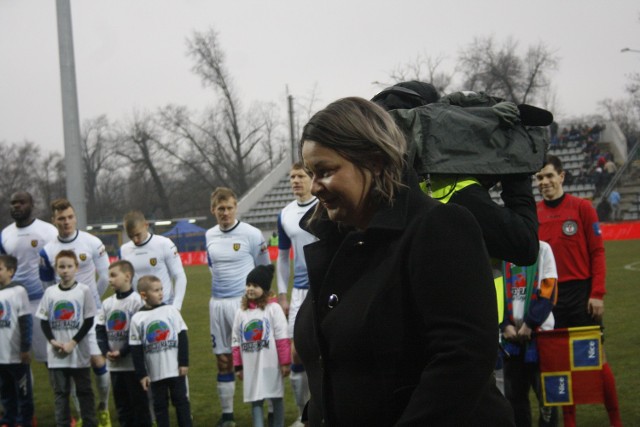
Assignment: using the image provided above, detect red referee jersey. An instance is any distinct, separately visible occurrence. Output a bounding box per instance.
[537,193,606,299]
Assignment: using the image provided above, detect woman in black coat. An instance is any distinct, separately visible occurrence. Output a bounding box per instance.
[294,97,514,426]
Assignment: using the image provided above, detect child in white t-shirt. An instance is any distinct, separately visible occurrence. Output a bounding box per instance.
[95,260,151,427]
[232,264,291,427]
[36,250,97,427]
[0,254,34,427]
[129,275,191,427]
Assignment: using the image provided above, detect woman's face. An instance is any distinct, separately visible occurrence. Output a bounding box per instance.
[302,140,375,229]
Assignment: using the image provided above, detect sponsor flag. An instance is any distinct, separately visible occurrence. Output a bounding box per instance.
[537,326,604,406]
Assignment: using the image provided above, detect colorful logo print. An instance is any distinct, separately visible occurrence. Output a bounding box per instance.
[145,320,170,343]
[107,311,128,331]
[54,301,75,320]
[243,319,264,342]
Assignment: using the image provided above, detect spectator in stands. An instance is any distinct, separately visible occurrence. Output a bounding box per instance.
[604,157,617,184]
[536,155,622,427]
[608,189,621,222]
[296,97,513,426]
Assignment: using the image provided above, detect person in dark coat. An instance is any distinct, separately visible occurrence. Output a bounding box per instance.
[294,97,514,426]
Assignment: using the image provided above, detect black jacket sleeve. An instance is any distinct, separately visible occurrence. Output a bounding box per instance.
[130,344,148,380]
[41,319,55,342]
[178,330,189,367]
[95,324,109,355]
[449,176,538,265]
[18,314,33,352]
[72,317,94,343]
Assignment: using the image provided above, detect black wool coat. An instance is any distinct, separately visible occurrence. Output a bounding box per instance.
[294,181,515,427]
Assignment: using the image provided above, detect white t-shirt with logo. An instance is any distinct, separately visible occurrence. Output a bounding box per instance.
[36,282,96,368]
[0,283,31,363]
[232,302,289,402]
[96,291,144,371]
[129,304,187,382]
[40,230,110,308]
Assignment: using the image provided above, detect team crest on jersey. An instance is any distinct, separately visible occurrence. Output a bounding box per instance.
[150,258,157,266]
[562,220,578,236]
[233,243,241,251]
[79,253,87,261]
[31,240,38,248]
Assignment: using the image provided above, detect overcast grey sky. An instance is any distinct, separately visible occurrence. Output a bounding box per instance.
[1,0,639,154]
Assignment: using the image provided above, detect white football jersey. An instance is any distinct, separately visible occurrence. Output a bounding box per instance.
[276,198,318,293]
[119,234,187,309]
[206,221,270,299]
[0,219,57,300]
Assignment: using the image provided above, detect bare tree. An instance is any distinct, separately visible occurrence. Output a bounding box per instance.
[81,115,119,221]
[116,113,174,218]
[389,52,454,94]
[35,151,66,210]
[0,141,65,225]
[252,102,286,170]
[599,98,640,141]
[186,28,269,195]
[457,36,558,104]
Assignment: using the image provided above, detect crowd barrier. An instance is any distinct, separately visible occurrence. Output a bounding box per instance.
[601,221,640,241]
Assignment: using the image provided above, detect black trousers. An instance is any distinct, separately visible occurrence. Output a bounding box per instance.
[0,363,34,427]
[111,371,152,427]
[150,376,192,427]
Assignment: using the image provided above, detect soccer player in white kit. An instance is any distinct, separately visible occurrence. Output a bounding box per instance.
[38,198,112,427]
[206,187,271,427]
[0,192,57,362]
[276,163,317,427]
[119,211,187,310]
[0,191,57,427]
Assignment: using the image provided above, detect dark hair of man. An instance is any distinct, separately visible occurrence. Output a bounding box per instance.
[0,254,18,274]
[544,155,564,173]
[109,260,135,277]
[50,198,73,215]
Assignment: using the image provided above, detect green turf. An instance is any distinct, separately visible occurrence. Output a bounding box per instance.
[29,240,640,425]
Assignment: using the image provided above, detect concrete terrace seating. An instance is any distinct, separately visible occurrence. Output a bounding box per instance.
[240,174,293,231]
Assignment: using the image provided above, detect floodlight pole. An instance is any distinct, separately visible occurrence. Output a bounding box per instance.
[288,93,297,163]
[56,0,87,229]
